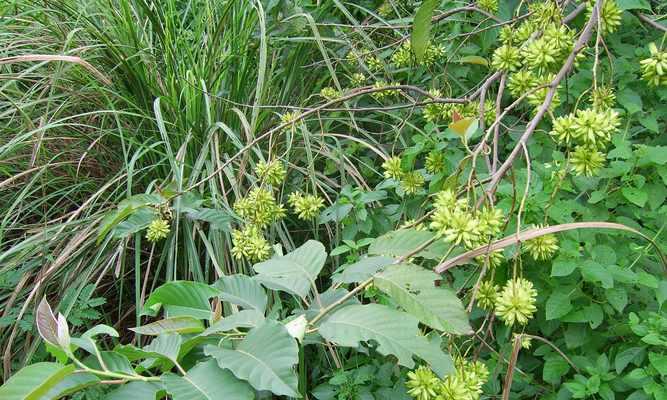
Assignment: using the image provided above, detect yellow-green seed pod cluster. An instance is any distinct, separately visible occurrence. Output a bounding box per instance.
[640,43,667,87]
[406,360,489,400]
[233,187,286,228]
[586,0,622,34]
[400,171,425,195]
[146,218,170,242]
[477,0,498,13]
[230,225,271,262]
[425,151,445,174]
[256,160,286,186]
[524,228,559,260]
[429,190,505,252]
[320,86,341,100]
[495,277,538,326]
[390,41,444,68]
[382,156,404,180]
[287,192,325,220]
[491,44,521,72]
[549,105,620,176]
[280,111,301,132]
[349,72,366,87]
[476,281,499,310]
[423,89,449,124]
[371,80,400,100]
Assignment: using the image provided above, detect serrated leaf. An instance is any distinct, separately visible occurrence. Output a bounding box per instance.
[39,372,99,400]
[202,310,265,336]
[411,0,438,61]
[318,304,455,378]
[334,256,395,283]
[253,240,326,299]
[373,264,471,334]
[142,281,219,319]
[0,362,74,400]
[131,317,204,336]
[205,320,300,397]
[161,360,253,400]
[104,381,164,400]
[213,274,267,313]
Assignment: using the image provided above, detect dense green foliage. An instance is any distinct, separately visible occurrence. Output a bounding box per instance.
[1,0,666,399]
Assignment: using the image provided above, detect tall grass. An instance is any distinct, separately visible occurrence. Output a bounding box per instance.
[0,0,387,377]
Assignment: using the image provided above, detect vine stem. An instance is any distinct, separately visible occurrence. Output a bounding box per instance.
[308,236,438,327]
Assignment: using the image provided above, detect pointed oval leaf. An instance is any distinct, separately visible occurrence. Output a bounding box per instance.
[374,264,472,334]
[104,381,164,400]
[131,316,204,336]
[39,372,99,400]
[202,310,265,336]
[411,0,438,61]
[161,360,253,400]
[205,320,300,397]
[318,304,455,378]
[0,362,74,400]
[142,281,220,319]
[253,240,326,299]
[213,274,267,313]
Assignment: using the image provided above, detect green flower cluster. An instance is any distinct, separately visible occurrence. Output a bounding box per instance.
[425,151,445,174]
[423,89,449,124]
[640,43,667,87]
[400,171,425,195]
[586,0,622,34]
[550,106,620,176]
[476,0,497,13]
[495,277,538,326]
[320,86,341,100]
[233,187,286,228]
[146,218,170,242]
[429,190,505,255]
[476,280,499,310]
[349,72,366,87]
[280,111,301,131]
[230,225,271,262]
[256,160,286,186]
[371,80,400,101]
[287,192,325,220]
[382,156,403,180]
[406,360,489,400]
[524,229,559,260]
[389,41,444,68]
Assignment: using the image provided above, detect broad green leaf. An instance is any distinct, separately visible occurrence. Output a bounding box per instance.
[551,257,577,277]
[142,281,219,319]
[617,0,651,10]
[580,260,614,288]
[615,347,644,374]
[303,288,360,320]
[131,316,204,336]
[143,333,182,364]
[617,88,642,114]
[333,256,395,283]
[368,229,446,260]
[202,310,265,336]
[213,274,267,313]
[205,319,300,397]
[657,281,667,308]
[0,362,74,400]
[622,187,648,207]
[111,207,157,239]
[253,240,326,299]
[606,288,628,313]
[373,264,471,334]
[39,372,99,400]
[161,360,253,400]
[318,304,455,378]
[543,355,570,385]
[546,290,572,320]
[85,352,135,376]
[104,381,164,400]
[411,0,438,61]
[649,352,667,376]
[97,205,136,244]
